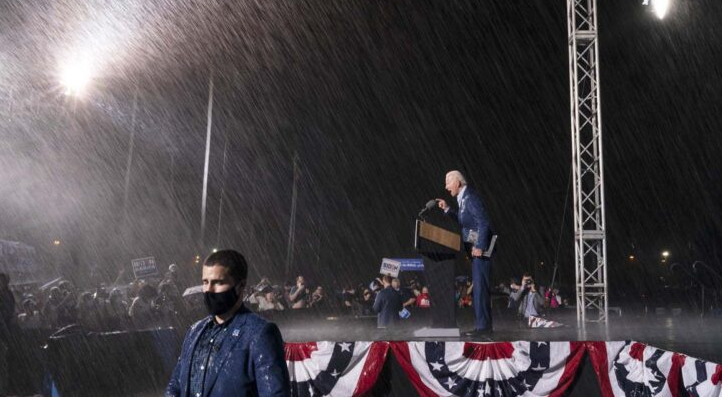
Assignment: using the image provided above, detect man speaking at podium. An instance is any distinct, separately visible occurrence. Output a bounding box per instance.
[437,170,494,337]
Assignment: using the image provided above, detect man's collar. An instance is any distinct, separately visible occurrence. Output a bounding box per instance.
[457,185,468,202]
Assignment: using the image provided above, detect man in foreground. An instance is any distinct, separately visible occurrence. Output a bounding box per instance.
[165,250,290,397]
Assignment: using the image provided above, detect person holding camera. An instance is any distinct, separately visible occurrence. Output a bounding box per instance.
[289,275,309,309]
[510,273,545,321]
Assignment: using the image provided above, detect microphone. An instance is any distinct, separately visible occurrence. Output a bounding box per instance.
[417,199,438,218]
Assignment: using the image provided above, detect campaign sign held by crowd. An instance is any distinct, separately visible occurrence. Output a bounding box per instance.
[379,258,401,278]
[131,256,158,279]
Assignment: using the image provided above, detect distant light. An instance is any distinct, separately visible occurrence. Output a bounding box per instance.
[644,0,670,19]
[212,248,218,253]
[59,55,93,96]
[661,251,670,258]
[52,239,61,246]
[628,255,635,260]
[194,255,201,264]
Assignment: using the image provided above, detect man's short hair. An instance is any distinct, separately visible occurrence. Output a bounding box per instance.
[446,170,467,186]
[203,250,249,284]
[382,275,393,284]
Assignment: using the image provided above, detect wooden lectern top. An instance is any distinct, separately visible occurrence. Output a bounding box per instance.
[416,220,461,252]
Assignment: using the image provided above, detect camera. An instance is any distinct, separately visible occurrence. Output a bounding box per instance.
[525,278,534,286]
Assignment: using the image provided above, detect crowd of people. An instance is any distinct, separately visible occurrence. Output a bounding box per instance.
[1,266,189,335]
[0,266,569,337]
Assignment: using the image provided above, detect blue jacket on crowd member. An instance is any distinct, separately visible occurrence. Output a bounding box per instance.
[373,285,403,328]
[165,305,290,397]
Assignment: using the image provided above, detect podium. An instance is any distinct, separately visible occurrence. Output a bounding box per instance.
[413,220,461,337]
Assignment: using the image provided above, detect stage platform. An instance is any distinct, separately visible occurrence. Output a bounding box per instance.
[275,308,722,363]
[11,308,721,397]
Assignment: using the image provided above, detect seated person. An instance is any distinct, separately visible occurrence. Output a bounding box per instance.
[509,273,545,320]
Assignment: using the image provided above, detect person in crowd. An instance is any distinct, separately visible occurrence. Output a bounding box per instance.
[253,277,272,292]
[281,281,294,309]
[17,298,43,330]
[416,286,431,308]
[165,249,289,397]
[77,291,101,330]
[341,285,357,314]
[156,281,187,327]
[163,263,180,287]
[0,273,14,330]
[308,286,326,309]
[391,278,416,309]
[369,277,382,295]
[257,289,285,312]
[359,288,374,316]
[546,288,562,309]
[437,170,495,337]
[372,275,403,329]
[0,273,15,396]
[56,280,78,327]
[129,284,158,329]
[407,278,422,297]
[510,273,545,321]
[288,275,309,309]
[42,286,63,329]
[106,288,130,331]
[456,280,473,308]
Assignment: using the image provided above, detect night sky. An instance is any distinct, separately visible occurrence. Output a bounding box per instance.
[1,0,721,300]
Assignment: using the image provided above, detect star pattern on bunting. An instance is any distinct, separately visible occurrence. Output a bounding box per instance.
[430,361,444,372]
[338,342,352,352]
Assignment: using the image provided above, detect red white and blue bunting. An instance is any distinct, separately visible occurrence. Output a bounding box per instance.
[587,341,685,397]
[282,341,719,397]
[389,341,586,397]
[681,355,722,397]
[285,341,388,397]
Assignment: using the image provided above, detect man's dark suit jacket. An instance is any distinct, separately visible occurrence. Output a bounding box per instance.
[446,187,493,252]
[165,305,290,397]
[372,286,403,328]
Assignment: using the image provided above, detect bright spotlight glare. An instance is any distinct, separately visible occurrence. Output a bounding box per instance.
[652,0,670,19]
[59,57,92,96]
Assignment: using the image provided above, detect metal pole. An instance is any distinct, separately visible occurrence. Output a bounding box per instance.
[215,132,229,249]
[285,153,300,279]
[200,71,214,249]
[121,88,138,228]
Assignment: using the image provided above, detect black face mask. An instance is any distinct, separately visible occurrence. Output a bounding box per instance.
[204,285,240,316]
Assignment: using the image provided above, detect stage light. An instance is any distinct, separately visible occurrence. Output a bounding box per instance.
[59,56,93,96]
[52,239,61,246]
[212,248,218,253]
[643,0,670,19]
[661,251,670,258]
[628,255,635,260]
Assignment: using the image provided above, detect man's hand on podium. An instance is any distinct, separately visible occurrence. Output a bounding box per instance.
[436,199,448,211]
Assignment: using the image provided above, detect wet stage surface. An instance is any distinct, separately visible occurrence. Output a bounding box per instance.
[274,308,722,363]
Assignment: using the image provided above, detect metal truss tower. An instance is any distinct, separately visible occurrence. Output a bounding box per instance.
[567,0,608,323]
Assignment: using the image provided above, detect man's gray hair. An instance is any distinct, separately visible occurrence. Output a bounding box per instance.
[446,170,467,186]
